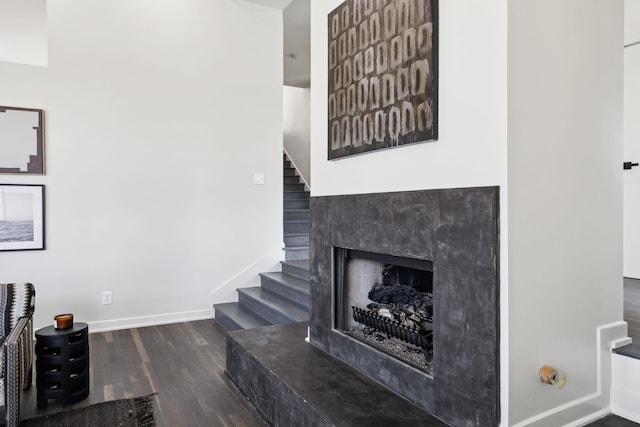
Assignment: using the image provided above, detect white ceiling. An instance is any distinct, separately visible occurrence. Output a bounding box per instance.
[9,0,636,86]
[241,0,310,87]
[0,0,47,66]
[283,0,310,87]
[241,0,293,10]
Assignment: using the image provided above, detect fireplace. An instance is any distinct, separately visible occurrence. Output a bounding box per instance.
[334,248,434,374]
[309,187,500,427]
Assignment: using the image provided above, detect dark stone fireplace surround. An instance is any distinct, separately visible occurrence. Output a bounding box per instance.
[309,187,500,427]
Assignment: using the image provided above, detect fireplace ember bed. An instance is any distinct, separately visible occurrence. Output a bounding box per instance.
[334,248,435,373]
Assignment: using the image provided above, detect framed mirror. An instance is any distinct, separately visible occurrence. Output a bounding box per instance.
[0,106,45,174]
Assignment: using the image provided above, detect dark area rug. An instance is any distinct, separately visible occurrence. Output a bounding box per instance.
[19,395,155,427]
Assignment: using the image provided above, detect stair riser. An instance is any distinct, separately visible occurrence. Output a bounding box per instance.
[284,192,310,201]
[284,176,301,184]
[284,183,305,192]
[282,264,311,281]
[214,310,243,331]
[284,200,310,209]
[238,291,296,324]
[284,160,291,169]
[214,303,271,330]
[260,276,310,308]
[284,234,309,246]
[285,248,310,260]
[284,211,310,222]
[284,222,309,234]
[284,169,297,177]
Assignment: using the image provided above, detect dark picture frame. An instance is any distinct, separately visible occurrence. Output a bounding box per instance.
[0,184,45,251]
[328,0,438,160]
[0,106,45,174]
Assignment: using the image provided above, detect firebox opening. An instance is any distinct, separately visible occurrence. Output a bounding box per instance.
[334,248,434,374]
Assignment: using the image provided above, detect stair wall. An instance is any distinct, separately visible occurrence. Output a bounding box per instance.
[213,152,310,331]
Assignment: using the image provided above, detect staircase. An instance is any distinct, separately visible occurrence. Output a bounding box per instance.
[213,153,310,331]
[612,342,640,422]
[283,154,310,260]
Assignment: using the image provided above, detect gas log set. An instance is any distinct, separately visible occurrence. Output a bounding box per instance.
[346,265,434,372]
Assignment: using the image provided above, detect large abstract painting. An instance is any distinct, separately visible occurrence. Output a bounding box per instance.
[328,0,438,160]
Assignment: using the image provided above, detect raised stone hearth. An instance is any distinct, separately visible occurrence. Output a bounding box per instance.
[226,322,448,427]
[309,187,500,427]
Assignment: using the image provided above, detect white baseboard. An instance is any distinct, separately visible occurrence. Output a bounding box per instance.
[87,309,212,333]
[511,321,629,427]
[611,353,640,423]
[78,246,284,334]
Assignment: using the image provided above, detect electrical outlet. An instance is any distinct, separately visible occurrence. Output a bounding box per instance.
[102,291,112,305]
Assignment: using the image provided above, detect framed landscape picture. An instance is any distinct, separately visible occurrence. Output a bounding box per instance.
[328,0,438,159]
[0,184,45,251]
[0,106,45,174]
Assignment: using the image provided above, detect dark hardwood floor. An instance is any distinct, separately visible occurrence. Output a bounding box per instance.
[18,304,640,426]
[625,277,640,340]
[20,320,268,427]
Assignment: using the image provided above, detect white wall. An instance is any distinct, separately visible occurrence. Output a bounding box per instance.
[624,0,640,280]
[310,0,510,423]
[0,0,284,331]
[283,86,311,186]
[311,0,626,426]
[508,0,624,424]
[624,44,640,279]
[626,0,640,45]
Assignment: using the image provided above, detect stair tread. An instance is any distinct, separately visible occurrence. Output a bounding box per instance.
[614,342,640,360]
[281,259,310,272]
[284,245,309,250]
[284,223,309,230]
[284,232,310,237]
[238,287,309,322]
[214,302,271,330]
[284,219,310,223]
[261,271,309,292]
[284,210,310,222]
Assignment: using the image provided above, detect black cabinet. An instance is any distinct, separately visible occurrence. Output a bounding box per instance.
[35,322,89,407]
